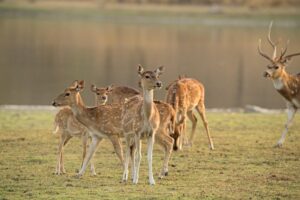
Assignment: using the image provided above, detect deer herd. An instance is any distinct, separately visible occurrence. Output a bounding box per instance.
[51,22,299,185]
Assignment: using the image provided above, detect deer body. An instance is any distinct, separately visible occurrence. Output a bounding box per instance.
[53,107,96,176]
[166,78,214,150]
[91,84,176,177]
[258,22,300,147]
[121,65,164,185]
[52,81,126,178]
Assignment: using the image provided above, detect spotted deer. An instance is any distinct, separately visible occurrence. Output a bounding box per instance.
[90,85,140,105]
[121,65,164,185]
[91,84,176,177]
[166,77,214,150]
[53,107,96,176]
[52,80,126,178]
[258,22,300,147]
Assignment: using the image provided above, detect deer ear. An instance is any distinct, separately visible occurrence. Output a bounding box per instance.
[137,64,144,76]
[76,80,85,91]
[154,66,164,76]
[91,84,97,92]
[106,85,113,92]
[71,80,79,88]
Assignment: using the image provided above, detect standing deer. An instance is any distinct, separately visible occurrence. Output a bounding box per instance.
[258,22,300,147]
[53,107,96,176]
[52,80,126,178]
[91,84,176,178]
[121,65,164,185]
[166,77,214,150]
[90,85,140,105]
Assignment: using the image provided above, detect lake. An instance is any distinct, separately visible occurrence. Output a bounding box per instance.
[0,11,300,108]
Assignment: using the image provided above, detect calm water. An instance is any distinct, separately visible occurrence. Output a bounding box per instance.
[0,13,300,108]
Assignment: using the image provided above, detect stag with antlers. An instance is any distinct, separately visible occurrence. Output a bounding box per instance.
[258,22,300,147]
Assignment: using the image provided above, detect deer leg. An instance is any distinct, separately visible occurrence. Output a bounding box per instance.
[109,135,124,174]
[196,103,214,150]
[147,131,156,185]
[155,129,174,179]
[55,134,68,175]
[187,111,198,147]
[133,135,142,184]
[77,136,102,178]
[177,111,188,146]
[276,104,297,147]
[60,135,72,174]
[81,133,96,176]
[178,113,189,146]
[123,137,133,182]
[130,142,136,181]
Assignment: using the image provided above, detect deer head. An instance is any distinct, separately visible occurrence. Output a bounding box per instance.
[90,84,112,105]
[137,64,164,90]
[52,80,85,107]
[258,22,300,79]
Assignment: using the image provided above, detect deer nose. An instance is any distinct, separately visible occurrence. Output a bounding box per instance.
[156,81,162,88]
[263,71,270,78]
[102,96,107,100]
[52,101,57,106]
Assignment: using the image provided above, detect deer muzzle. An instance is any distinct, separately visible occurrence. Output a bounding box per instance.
[263,71,271,78]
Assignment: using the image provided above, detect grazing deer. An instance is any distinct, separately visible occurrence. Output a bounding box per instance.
[91,84,176,178]
[121,65,164,185]
[166,77,214,150]
[258,22,300,147]
[52,80,126,178]
[53,108,97,176]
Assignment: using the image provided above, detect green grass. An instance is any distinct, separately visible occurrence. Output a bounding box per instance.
[0,109,299,199]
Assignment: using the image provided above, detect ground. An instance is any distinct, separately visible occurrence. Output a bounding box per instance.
[0,109,299,199]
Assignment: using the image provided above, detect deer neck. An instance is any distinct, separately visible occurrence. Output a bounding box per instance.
[142,89,155,120]
[69,93,89,122]
[273,70,300,103]
[272,71,289,90]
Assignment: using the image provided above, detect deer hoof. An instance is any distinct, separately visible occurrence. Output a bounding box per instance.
[74,174,83,179]
[274,143,283,148]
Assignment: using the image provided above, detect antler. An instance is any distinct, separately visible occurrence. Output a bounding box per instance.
[279,40,300,63]
[278,40,289,61]
[284,52,300,61]
[267,21,278,60]
[258,39,274,63]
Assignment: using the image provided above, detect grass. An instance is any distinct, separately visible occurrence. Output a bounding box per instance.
[0,109,299,199]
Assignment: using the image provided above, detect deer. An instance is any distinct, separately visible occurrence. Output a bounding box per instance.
[90,84,176,178]
[53,107,97,176]
[52,80,126,179]
[121,65,164,185]
[90,84,140,106]
[166,77,214,150]
[258,22,300,147]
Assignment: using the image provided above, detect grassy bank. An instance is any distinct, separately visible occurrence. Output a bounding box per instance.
[0,109,299,199]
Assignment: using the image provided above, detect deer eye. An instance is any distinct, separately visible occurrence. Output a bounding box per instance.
[274,66,279,70]
[65,93,70,97]
[96,93,100,95]
[145,75,150,79]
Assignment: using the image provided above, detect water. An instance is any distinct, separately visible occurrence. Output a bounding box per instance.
[0,12,299,108]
